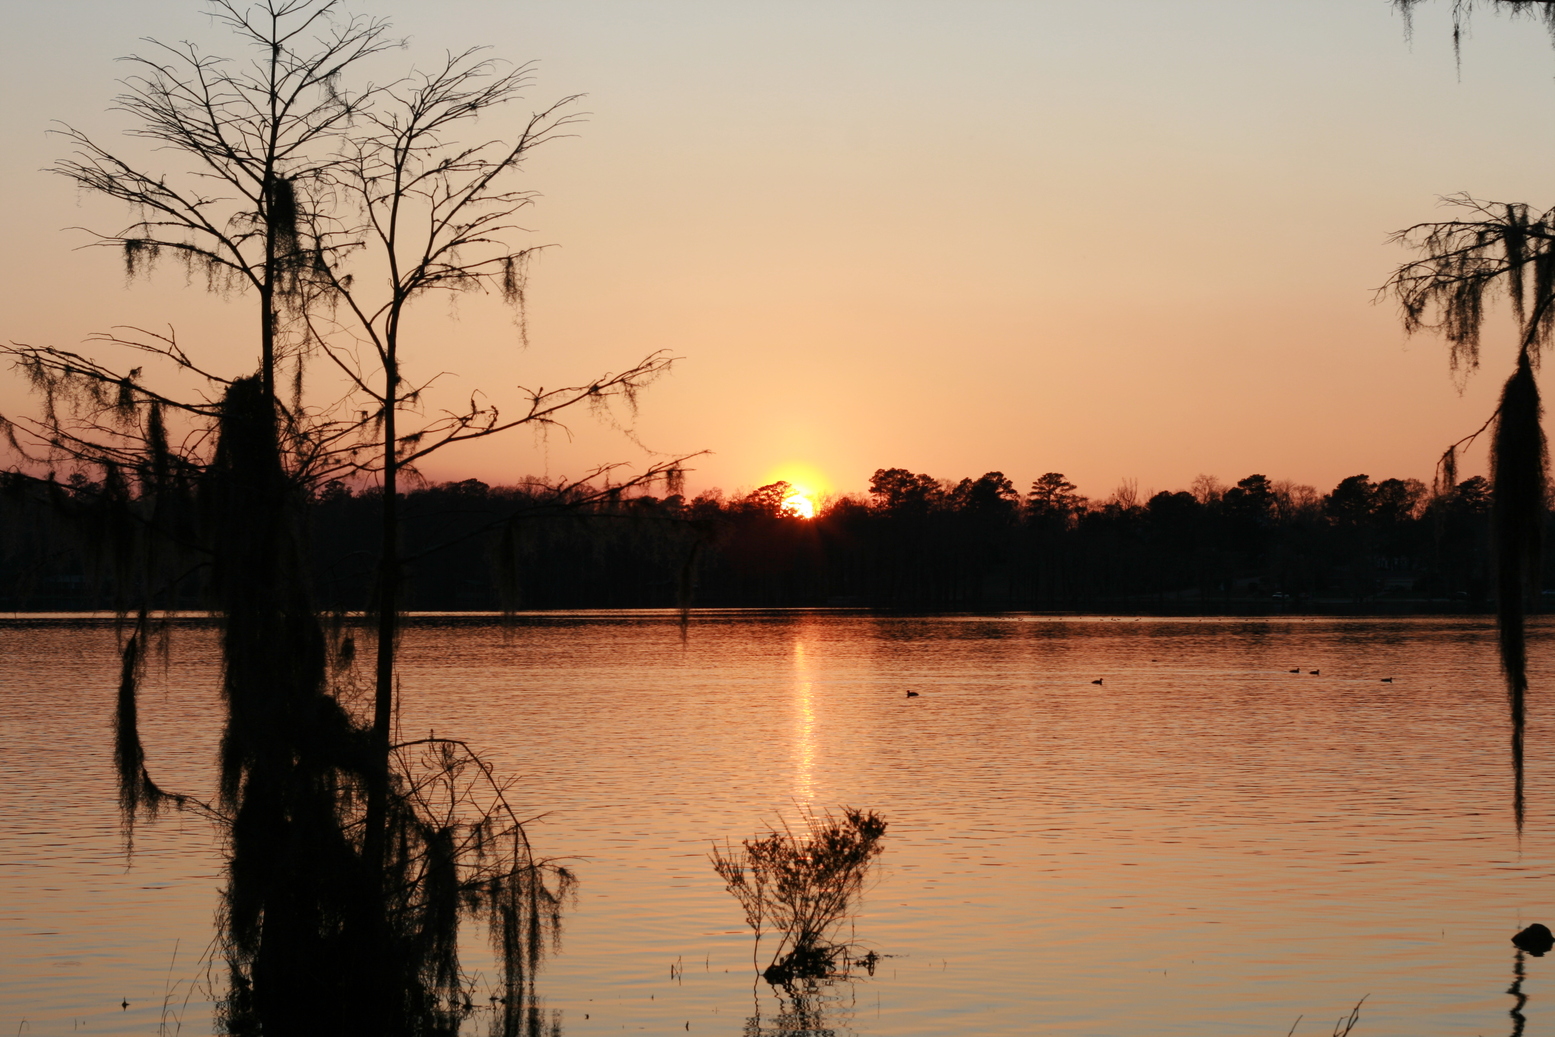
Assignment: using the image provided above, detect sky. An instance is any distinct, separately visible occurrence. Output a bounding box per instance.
[3,1,1555,503]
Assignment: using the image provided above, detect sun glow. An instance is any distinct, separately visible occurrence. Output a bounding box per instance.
[763,462,830,520]
[781,490,816,519]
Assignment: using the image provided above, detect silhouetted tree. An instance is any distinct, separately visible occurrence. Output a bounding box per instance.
[1222,474,1276,559]
[1381,63,1554,827]
[1374,478,1428,525]
[868,468,943,515]
[950,471,1020,516]
[1325,475,1377,526]
[1223,475,1275,516]
[743,481,795,516]
[1026,472,1087,529]
[299,46,691,911]
[1,2,695,1031]
[50,0,394,407]
[1146,490,1202,536]
[1457,475,1494,512]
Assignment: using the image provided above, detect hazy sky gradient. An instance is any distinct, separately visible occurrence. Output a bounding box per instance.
[4,1,1555,501]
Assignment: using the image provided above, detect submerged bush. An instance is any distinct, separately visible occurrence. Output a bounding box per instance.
[711,806,887,984]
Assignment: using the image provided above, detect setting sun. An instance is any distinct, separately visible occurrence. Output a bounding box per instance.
[761,463,831,519]
[780,490,816,519]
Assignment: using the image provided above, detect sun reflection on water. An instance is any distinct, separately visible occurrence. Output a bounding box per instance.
[793,638,816,803]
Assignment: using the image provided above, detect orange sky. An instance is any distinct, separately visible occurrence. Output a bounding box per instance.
[3,1,1553,503]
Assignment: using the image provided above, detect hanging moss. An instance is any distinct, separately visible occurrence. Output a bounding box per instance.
[1387,192,1555,833]
[1492,352,1547,833]
[113,610,185,849]
[154,377,571,1037]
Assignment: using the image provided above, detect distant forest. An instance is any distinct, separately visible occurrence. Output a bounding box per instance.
[1,465,1529,612]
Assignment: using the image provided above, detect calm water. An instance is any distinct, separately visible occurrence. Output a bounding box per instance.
[4,613,1555,1036]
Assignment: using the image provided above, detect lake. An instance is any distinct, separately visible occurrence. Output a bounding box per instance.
[2,612,1552,1036]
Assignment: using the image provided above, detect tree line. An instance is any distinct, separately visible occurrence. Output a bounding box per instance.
[1,465,1514,612]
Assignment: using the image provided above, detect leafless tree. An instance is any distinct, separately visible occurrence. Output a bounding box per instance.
[3,2,697,1030]
[291,47,696,880]
[52,0,396,408]
[4,0,392,604]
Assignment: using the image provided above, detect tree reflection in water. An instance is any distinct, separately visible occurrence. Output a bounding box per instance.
[743,975,860,1037]
[121,605,572,1037]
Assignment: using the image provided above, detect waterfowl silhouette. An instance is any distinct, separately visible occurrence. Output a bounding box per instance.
[1381,677,1393,683]
[1288,668,1300,673]
[1090,678,1104,685]
[905,690,919,697]
[1515,923,1555,956]
[1308,669,1320,675]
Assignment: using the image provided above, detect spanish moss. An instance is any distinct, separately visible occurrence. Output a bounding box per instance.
[1493,352,1548,834]
[113,608,183,849]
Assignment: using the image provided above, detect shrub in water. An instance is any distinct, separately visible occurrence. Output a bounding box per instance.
[711,806,887,983]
